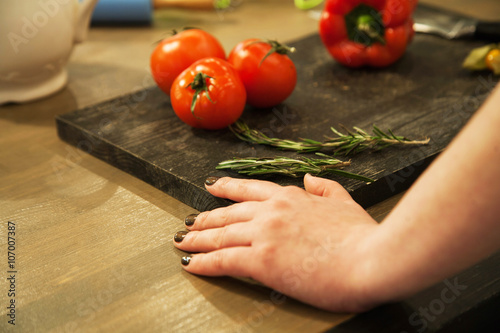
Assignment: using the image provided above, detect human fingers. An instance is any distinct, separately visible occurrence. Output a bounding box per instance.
[185,201,261,231]
[205,176,282,202]
[173,223,253,252]
[303,173,353,201]
[180,247,255,277]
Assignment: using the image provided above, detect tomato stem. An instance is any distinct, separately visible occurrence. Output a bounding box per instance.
[187,72,215,115]
[251,40,296,66]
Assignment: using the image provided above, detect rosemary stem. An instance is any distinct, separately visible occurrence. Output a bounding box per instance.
[216,155,373,182]
[322,137,431,147]
[229,121,430,155]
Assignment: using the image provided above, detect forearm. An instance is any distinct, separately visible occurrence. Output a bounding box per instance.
[363,84,500,303]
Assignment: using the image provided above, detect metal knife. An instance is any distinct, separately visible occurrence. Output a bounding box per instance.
[413,4,500,41]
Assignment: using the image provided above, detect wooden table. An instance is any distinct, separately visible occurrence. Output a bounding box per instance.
[1,0,499,332]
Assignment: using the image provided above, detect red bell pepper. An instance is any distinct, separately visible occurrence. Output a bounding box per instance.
[319,0,417,68]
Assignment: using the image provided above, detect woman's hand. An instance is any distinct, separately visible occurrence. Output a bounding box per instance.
[172,84,500,314]
[173,174,381,312]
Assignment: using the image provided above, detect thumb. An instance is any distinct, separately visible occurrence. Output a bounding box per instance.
[304,173,353,201]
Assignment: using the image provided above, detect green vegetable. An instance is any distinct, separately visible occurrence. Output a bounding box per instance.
[294,0,323,10]
[462,43,499,73]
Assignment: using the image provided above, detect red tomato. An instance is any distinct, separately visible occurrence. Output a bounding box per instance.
[150,29,226,95]
[170,58,246,130]
[228,39,297,108]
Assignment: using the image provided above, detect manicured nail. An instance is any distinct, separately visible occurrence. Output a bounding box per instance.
[181,255,192,266]
[184,213,198,227]
[174,230,188,243]
[205,176,220,186]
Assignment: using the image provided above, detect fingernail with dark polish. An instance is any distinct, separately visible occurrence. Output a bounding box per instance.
[184,213,198,226]
[174,231,188,243]
[205,176,220,186]
[181,255,192,266]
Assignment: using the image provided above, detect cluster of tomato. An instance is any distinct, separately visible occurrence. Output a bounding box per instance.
[150,29,297,130]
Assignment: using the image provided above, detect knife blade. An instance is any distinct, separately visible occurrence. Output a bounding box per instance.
[413,4,500,41]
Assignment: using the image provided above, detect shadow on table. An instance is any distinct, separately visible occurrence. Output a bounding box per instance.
[0,87,77,128]
[185,273,351,332]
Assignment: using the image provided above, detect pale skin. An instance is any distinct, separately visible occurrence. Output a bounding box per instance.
[173,83,500,313]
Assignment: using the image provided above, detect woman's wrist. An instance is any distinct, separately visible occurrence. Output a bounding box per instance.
[332,222,393,312]
[348,219,425,310]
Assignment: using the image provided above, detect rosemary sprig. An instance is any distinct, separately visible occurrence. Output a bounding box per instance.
[229,121,430,155]
[216,153,375,183]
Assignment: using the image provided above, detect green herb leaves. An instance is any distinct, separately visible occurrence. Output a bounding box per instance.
[229,121,429,155]
[218,121,429,182]
[217,154,375,183]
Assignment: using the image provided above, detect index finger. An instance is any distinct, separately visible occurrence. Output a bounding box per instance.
[205,177,282,202]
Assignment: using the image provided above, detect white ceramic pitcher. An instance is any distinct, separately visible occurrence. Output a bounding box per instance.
[0,0,99,105]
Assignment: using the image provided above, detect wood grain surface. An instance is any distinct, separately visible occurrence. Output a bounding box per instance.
[1,1,499,332]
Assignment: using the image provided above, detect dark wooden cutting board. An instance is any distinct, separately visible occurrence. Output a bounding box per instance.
[56,33,498,211]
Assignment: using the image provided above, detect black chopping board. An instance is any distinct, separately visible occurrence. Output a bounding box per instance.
[56,33,498,211]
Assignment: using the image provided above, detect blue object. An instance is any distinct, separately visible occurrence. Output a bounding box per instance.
[91,0,152,25]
